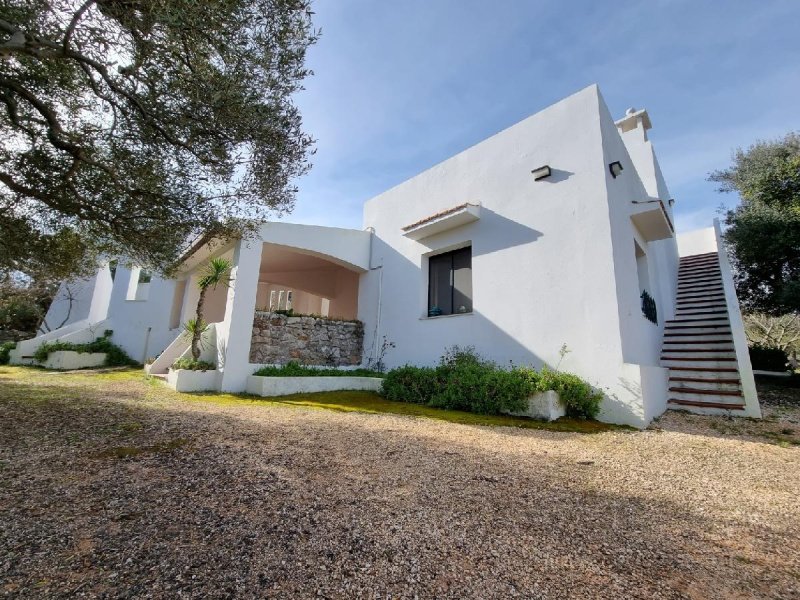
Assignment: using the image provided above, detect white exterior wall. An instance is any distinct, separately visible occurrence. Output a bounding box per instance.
[23,85,743,427]
[104,264,184,363]
[359,85,668,427]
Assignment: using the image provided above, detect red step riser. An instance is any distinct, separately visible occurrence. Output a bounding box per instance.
[662,348,735,353]
[663,340,733,344]
[670,377,740,384]
[668,387,742,396]
[676,300,726,307]
[664,331,733,344]
[680,256,720,264]
[668,399,745,410]
[680,252,717,260]
[661,357,737,362]
[676,291,725,300]
[679,269,720,276]
[677,284,723,293]
[667,366,738,373]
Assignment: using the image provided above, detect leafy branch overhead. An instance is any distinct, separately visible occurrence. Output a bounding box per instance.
[0,0,317,277]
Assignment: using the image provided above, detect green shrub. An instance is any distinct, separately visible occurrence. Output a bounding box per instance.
[33,337,136,367]
[172,357,216,371]
[530,368,603,419]
[0,341,16,365]
[253,361,384,378]
[381,365,440,404]
[380,347,604,420]
[749,344,788,372]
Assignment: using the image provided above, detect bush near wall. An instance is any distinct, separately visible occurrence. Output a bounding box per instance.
[749,344,789,372]
[381,347,603,419]
[172,357,216,371]
[0,341,16,365]
[33,337,137,367]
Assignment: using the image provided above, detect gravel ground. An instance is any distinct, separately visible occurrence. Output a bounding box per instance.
[1,367,799,599]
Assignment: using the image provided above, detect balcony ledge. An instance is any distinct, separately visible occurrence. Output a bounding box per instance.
[631,199,674,241]
[402,203,481,240]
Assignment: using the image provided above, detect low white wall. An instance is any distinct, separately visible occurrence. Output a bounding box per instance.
[166,368,220,392]
[246,375,383,397]
[44,351,106,370]
[713,220,761,418]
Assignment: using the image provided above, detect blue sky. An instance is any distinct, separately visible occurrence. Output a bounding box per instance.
[284,0,800,232]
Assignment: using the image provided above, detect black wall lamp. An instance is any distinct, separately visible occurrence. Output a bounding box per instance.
[609,161,624,178]
[531,165,551,180]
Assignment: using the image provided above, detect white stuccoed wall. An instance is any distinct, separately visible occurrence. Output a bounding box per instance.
[23,86,717,428]
[359,84,674,427]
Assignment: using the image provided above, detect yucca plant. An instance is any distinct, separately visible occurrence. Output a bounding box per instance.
[188,257,232,360]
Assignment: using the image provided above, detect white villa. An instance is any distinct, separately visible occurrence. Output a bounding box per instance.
[10,85,760,427]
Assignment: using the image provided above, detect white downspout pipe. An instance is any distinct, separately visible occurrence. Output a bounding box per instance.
[366,227,384,367]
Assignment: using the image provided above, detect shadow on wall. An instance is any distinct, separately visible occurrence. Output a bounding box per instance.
[364,226,647,426]
[416,207,544,259]
[539,168,574,184]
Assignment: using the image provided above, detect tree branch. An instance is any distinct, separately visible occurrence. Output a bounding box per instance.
[62,0,97,52]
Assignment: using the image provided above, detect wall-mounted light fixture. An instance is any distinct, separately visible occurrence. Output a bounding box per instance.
[531,165,551,181]
[668,198,675,206]
[609,161,624,178]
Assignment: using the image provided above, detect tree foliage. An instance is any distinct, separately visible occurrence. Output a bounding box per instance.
[0,0,317,278]
[744,312,800,356]
[710,132,800,314]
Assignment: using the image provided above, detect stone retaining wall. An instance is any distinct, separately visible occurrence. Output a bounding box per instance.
[250,312,364,366]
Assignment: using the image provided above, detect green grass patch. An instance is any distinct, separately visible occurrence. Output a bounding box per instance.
[189,389,624,433]
[0,366,622,434]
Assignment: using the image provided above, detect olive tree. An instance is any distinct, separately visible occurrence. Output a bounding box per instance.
[0,0,316,278]
[710,132,800,314]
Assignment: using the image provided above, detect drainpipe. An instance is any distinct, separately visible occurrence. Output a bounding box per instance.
[141,326,152,364]
[366,227,384,366]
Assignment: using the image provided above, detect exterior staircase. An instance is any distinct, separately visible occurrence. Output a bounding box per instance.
[660,252,746,414]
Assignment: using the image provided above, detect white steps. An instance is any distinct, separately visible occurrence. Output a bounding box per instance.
[661,252,746,414]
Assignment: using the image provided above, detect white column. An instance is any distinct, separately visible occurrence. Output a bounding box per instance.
[217,238,263,392]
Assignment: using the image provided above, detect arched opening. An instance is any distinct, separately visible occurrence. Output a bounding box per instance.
[255,243,360,320]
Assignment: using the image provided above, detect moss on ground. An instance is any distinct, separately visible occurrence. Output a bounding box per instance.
[1,365,624,434]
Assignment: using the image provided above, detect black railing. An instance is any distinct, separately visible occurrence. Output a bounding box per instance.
[641,290,658,324]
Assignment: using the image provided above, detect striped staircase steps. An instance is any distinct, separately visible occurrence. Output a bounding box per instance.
[661,252,746,414]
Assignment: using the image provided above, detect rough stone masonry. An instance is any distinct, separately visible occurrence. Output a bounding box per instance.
[249,311,364,366]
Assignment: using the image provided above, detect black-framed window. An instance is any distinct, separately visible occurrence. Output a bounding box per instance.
[428,246,472,317]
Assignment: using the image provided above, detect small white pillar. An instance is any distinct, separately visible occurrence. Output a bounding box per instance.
[217,238,263,392]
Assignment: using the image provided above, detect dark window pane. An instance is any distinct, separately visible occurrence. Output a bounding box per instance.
[428,253,452,315]
[427,246,471,316]
[452,247,472,314]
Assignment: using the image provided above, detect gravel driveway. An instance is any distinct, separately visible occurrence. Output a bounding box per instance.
[1,367,799,599]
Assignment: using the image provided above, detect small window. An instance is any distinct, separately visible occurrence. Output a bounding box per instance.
[428,246,472,317]
[126,266,151,301]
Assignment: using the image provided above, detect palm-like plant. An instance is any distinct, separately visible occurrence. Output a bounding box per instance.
[188,257,232,360]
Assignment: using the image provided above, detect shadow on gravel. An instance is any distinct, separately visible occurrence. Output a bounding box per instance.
[1,376,798,598]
